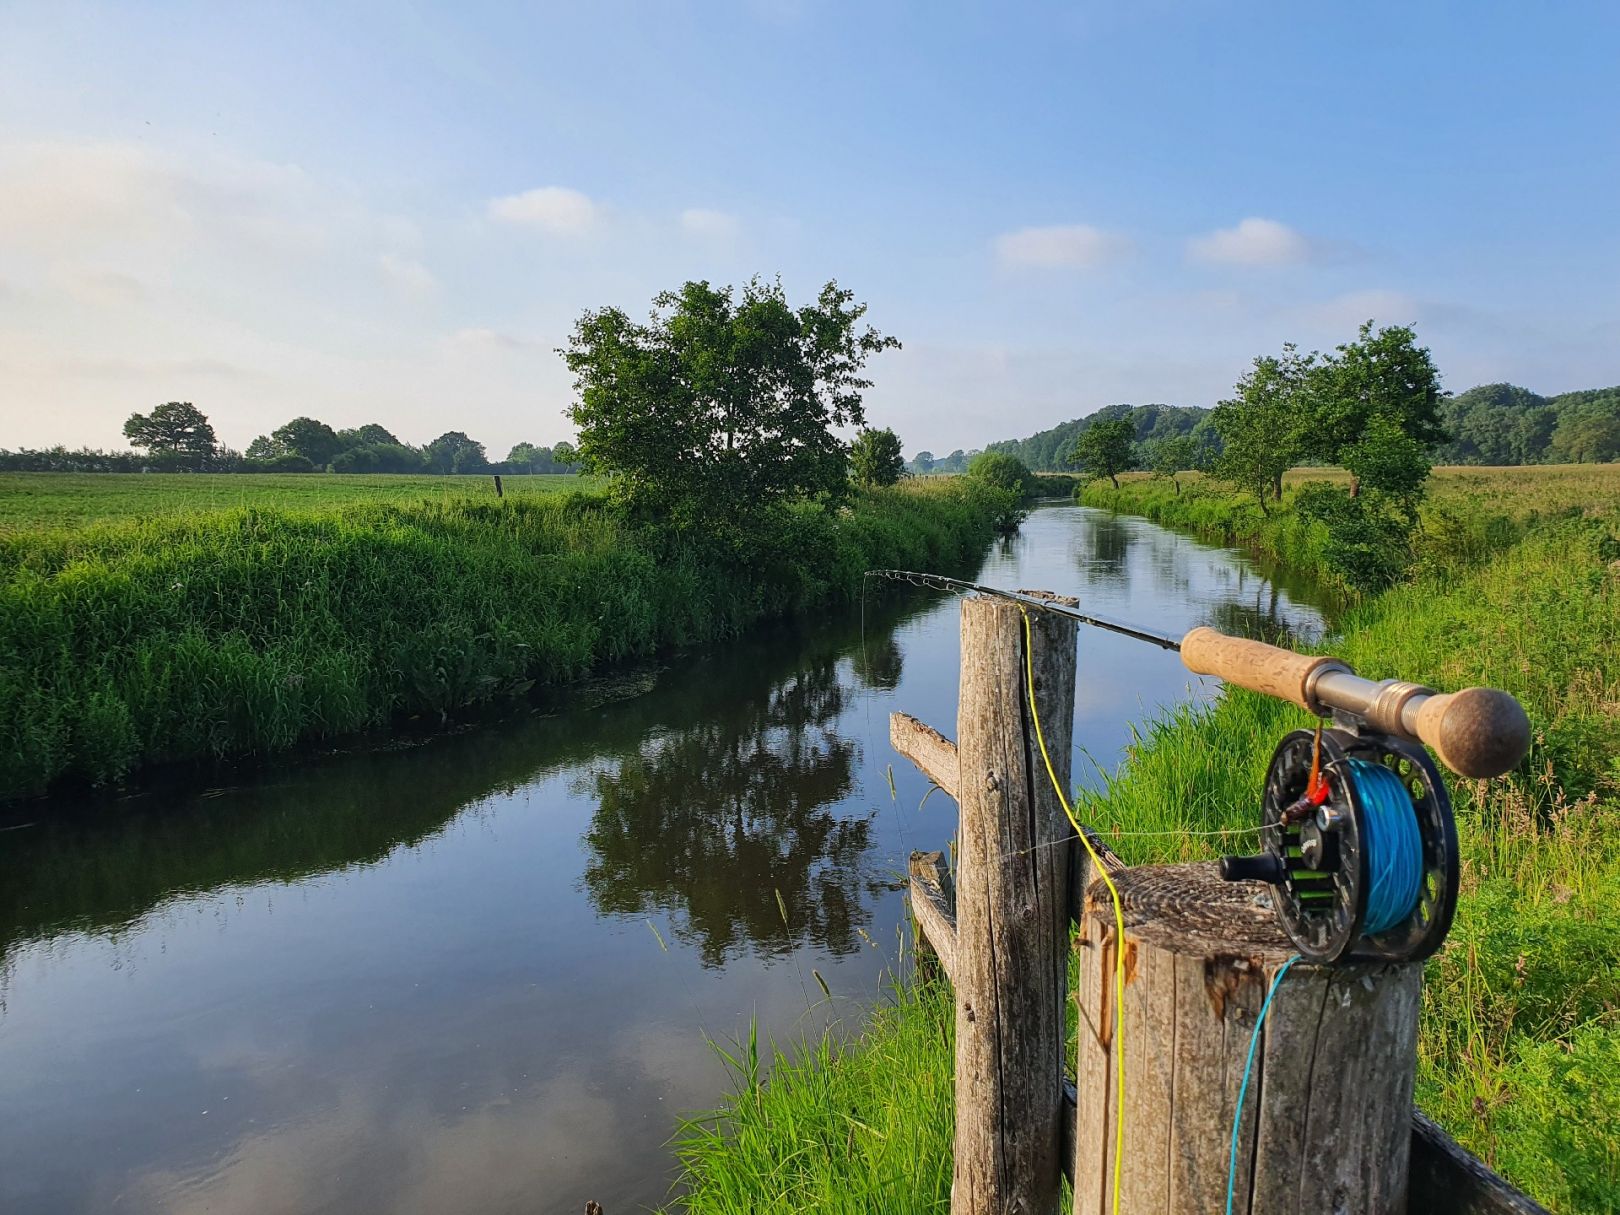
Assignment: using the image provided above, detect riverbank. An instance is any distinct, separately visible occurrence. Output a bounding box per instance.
[0,478,1006,801]
[1075,464,1620,587]
[671,470,1620,1214]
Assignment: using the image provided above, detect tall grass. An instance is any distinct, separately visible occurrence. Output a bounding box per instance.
[671,471,1620,1213]
[669,977,957,1214]
[0,471,601,532]
[0,480,1005,800]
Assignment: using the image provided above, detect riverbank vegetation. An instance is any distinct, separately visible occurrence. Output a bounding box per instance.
[669,465,1620,1214]
[0,477,1004,802]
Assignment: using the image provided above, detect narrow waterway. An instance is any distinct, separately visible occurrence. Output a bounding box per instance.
[0,504,1334,1215]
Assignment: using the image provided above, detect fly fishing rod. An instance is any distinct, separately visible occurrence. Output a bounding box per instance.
[866,568,1532,964]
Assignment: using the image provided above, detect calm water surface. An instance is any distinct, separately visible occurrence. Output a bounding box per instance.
[0,505,1333,1214]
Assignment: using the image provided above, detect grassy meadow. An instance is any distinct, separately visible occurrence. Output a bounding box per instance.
[0,471,600,533]
[672,464,1620,1214]
[0,475,1006,801]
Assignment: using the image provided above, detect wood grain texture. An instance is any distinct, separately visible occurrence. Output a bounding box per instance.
[1059,1092,1544,1212]
[891,711,960,798]
[909,849,958,984]
[951,595,1076,1215]
[1179,627,1344,711]
[1072,862,1422,1215]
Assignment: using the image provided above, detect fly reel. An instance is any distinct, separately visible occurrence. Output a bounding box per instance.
[1220,727,1459,965]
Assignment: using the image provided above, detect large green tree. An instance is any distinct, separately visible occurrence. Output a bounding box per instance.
[425,431,488,474]
[1212,345,1315,510]
[850,427,905,487]
[1305,321,1446,472]
[561,278,899,532]
[1070,417,1137,488]
[1145,433,1200,494]
[123,402,217,461]
[269,417,344,468]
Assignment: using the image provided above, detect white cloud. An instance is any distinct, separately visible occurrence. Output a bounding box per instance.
[442,327,535,353]
[50,266,147,307]
[992,224,1131,269]
[679,207,739,239]
[1187,217,1313,266]
[379,252,437,296]
[1305,288,1421,331]
[487,186,597,234]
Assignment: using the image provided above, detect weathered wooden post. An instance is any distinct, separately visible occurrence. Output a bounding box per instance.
[950,594,1077,1215]
[1072,863,1422,1215]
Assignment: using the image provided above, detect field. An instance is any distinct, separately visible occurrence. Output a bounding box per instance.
[0,476,1007,800]
[673,464,1620,1214]
[0,472,599,533]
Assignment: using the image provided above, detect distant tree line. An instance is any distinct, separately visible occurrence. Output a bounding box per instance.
[0,401,581,475]
[975,380,1620,473]
[980,403,1220,472]
[1435,383,1620,465]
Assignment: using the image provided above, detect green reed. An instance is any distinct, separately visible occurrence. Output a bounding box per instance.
[0,480,1004,800]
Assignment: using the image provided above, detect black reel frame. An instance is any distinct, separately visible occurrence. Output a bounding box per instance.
[1224,727,1459,965]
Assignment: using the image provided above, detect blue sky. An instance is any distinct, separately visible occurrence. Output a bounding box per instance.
[1,1,1616,457]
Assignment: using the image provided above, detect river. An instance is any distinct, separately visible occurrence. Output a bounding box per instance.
[0,504,1333,1214]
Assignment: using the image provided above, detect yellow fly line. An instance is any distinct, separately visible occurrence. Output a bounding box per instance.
[1019,608,1126,1215]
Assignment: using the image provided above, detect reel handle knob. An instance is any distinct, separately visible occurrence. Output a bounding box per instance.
[1219,853,1286,884]
[1412,687,1532,779]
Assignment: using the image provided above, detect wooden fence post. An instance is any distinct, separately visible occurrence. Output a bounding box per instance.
[1072,863,1422,1215]
[952,595,1077,1215]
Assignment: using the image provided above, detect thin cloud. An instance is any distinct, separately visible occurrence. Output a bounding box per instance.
[442,327,537,353]
[487,186,597,234]
[993,224,1132,269]
[379,252,437,296]
[679,208,739,239]
[1188,217,1313,266]
[51,266,147,307]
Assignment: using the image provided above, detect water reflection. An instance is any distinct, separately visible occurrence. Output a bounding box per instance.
[1084,510,1134,578]
[0,594,929,986]
[581,638,881,966]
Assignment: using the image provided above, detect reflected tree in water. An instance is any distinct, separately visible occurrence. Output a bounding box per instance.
[1071,510,1135,593]
[850,633,904,692]
[1206,583,1300,646]
[581,649,885,967]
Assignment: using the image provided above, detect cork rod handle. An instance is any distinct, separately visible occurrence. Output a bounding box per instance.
[1178,626,1344,712]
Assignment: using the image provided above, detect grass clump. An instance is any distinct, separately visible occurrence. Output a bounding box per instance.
[0,478,1005,800]
[668,978,955,1215]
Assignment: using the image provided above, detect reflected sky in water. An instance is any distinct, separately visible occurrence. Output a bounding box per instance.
[0,505,1331,1214]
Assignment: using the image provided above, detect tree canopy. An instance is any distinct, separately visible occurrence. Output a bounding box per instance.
[123,402,218,462]
[1070,417,1137,488]
[850,427,905,487]
[1211,344,1316,511]
[561,278,899,532]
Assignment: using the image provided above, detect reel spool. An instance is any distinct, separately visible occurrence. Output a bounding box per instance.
[1220,727,1459,965]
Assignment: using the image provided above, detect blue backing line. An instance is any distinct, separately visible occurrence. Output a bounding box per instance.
[1226,954,1302,1215]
